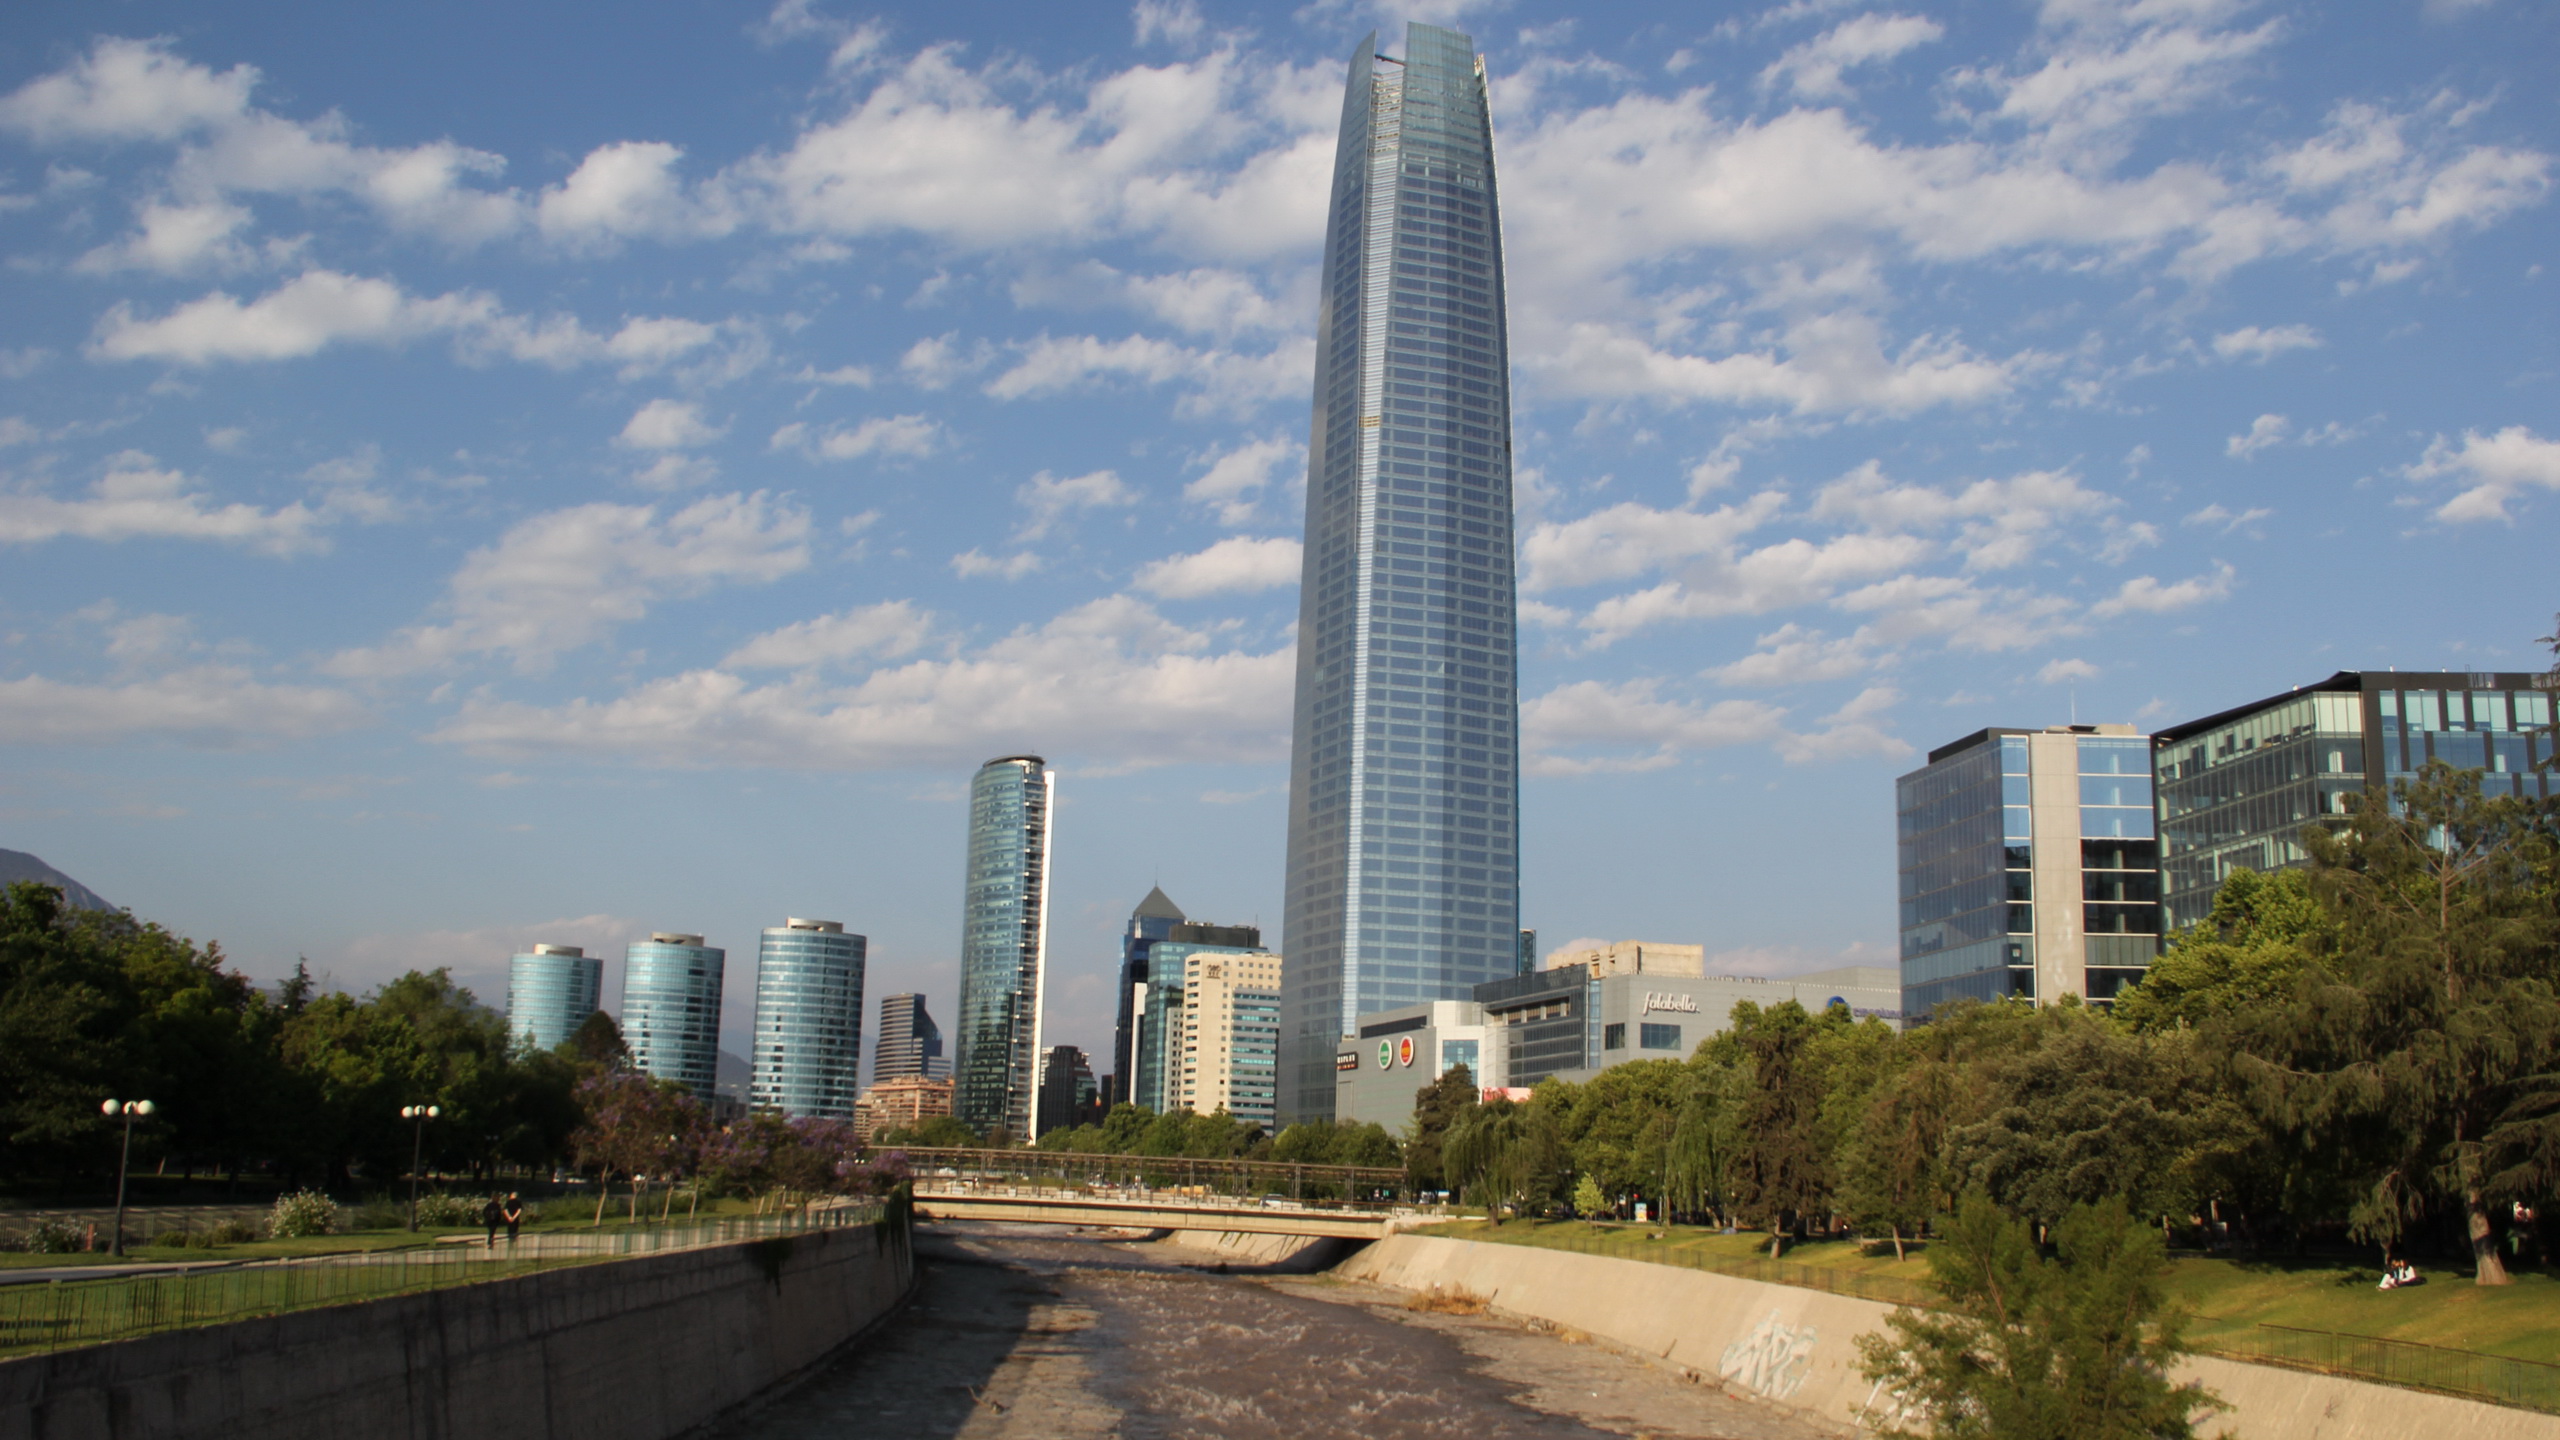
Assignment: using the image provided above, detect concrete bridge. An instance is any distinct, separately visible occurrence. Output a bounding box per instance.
[912,1185,1413,1239]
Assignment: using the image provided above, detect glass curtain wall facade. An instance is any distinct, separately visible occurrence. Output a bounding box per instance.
[1110,886,1186,1107]
[622,932,724,1100]
[506,943,600,1053]
[1897,726,2160,1018]
[955,755,1055,1138]
[2155,671,2554,931]
[1280,21,1523,1122]
[874,993,947,1083]
[747,919,866,1119]
[1130,924,1264,1114]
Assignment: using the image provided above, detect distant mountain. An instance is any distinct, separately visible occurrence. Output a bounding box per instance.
[0,849,115,912]
[716,1048,750,1100]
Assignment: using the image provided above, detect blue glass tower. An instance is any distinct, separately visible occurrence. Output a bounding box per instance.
[506,943,601,1053]
[747,918,867,1118]
[1281,21,1522,1121]
[622,932,724,1100]
[955,756,1054,1138]
[1110,886,1185,1107]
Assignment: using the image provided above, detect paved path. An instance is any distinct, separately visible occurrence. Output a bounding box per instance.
[714,1222,1843,1440]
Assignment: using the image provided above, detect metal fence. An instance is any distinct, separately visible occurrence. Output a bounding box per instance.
[0,1203,882,1360]
[2201,1323,2560,1414]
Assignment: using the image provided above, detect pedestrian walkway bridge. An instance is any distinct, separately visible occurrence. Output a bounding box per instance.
[893,1147,1424,1240]
[911,1185,1412,1239]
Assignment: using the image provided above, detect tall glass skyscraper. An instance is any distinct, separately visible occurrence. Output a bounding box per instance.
[505,943,600,1053]
[1110,886,1186,1107]
[955,756,1054,1138]
[1280,21,1523,1121]
[622,932,724,1100]
[747,918,866,1119]
[873,992,947,1083]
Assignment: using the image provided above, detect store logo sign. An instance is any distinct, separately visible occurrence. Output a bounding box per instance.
[1643,991,1700,1014]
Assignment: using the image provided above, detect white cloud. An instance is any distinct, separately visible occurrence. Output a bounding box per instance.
[0,452,321,553]
[2090,562,2237,617]
[951,548,1044,581]
[1184,435,1303,527]
[0,665,366,746]
[1521,678,1790,775]
[537,141,733,248]
[1015,468,1136,540]
[2405,425,2560,523]
[1535,314,2021,416]
[2183,502,2270,534]
[984,332,1308,416]
[899,332,993,388]
[1758,14,1945,100]
[2225,412,2289,458]
[429,596,1295,771]
[1134,535,1302,598]
[0,37,257,144]
[326,492,810,675]
[723,601,934,669]
[1707,623,1876,686]
[1809,462,2116,571]
[2210,323,2321,361]
[616,399,724,450]
[72,197,257,274]
[334,913,650,998]
[1772,683,1913,763]
[769,414,940,461]
[2038,657,2100,684]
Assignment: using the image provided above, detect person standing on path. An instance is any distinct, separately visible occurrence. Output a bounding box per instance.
[502,1193,524,1246]
[481,1195,503,1249]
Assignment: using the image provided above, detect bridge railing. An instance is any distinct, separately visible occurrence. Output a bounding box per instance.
[891,1147,1410,1206]
[0,1202,882,1359]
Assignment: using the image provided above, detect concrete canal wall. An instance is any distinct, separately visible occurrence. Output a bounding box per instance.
[1337,1234,2560,1440]
[0,1221,912,1440]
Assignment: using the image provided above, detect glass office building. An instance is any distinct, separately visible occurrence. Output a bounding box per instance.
[1128,922,1265,1114]
[1110,886,1187,1107]
[955,755,1054,1138]
[2155,670,2555,931]
[622,932,725,1100]
[874,992,947,1083]
[1280,21,1523,1122]
[505,943,600,1053]
[1897,725,2162,1018]
[746,919,867,1119]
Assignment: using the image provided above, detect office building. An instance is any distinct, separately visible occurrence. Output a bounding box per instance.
[874,993,948,1084]
[1897,725,2161,1018]
[1281,20,1524,1122]
[1170,950,1285,1130]
[1109,886,1188,1107]
[1035,1045,1101,1135]
[1516,928,1536,976]
[623,932,725,1100]
[747,919,867,1119]
[1128,920,1266,1114]
[2155,671,2554,931]
[955,755,1055,1138]
[1335,958,1900,1129]
[505,943,600,1053]
[858,1074,954,1143]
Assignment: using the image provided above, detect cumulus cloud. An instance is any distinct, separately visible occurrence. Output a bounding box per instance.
[769,414,941,462]
[0,452,322,553]
[429,596,1295,771]
[1759,14,1945,100]
[1772,684,1913,763]
[2225,412,2289,458]
[1707,622,1878,686]
[536,141,734,248]
[1521,678,1790,775]
[2405,425,2560,523]
[326,492,810,676]
[2091,562,2237,616]
[616,399,724,450]
[984,332,1309,417]
[1535,315,2021,417]
[2211,324,2321,361]
[0,37,258,144]
[722,601,934,669]
[951,548,1044,581]
[1183,435,1302,527]
[2038,657,2100,684]
[1015,468,1136,540]
[1134,535,1302,598]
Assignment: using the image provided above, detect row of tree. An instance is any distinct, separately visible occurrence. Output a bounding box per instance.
[1409,764,2559,1283]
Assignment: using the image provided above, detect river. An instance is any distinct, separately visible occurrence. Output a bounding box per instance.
[716,1222,1838,1440]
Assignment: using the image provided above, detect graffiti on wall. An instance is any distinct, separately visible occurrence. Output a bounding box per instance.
[1718,1309,1819,1402]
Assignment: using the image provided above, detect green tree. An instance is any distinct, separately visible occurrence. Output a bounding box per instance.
[1573,1172,1608,1222]
[1838,1044,1953,1259]
[2229,764,2560,1283]
[1444,1096,1564,1219]
[1558,1059,1686,1207]
[2115,868,2326,1033]
[1403,1063,1478,1190]
[1666,1045,1744,1225]
[877,1114,978,1148]
[1721,1000,1837,1254]
[1858,1194,2223,1440]
[1943,1002,2203,1232]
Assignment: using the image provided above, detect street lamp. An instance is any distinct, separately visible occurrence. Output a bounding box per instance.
[400,1104,441,1231]
[101,1098,154,1257]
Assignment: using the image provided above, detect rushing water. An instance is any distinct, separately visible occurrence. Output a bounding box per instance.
[718,1223,1831,1440]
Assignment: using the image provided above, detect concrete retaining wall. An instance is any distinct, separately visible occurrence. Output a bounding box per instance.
[1337,1234,2560,1440]
[1159,1229,1357,1272]
[0,1221,912,1440]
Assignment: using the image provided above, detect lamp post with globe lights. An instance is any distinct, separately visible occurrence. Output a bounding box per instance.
[400,1104,440,1231]
[101,1098,153,1256]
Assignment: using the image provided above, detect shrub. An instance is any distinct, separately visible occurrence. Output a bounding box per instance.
[414,1193,489,1227]
[14,1219,84,1253]
[268,1190,340,1239]
[348,1197,406,1231]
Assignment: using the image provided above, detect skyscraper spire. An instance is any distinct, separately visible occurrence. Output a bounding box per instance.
[1279,22,1522,1122]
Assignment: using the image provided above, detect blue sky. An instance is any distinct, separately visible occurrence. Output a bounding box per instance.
[2,0,2552,1079]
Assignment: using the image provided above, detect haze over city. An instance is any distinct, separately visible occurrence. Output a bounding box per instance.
[1,0,2552,1073]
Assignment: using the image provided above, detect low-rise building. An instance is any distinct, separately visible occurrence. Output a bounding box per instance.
[857,1074,954,1142]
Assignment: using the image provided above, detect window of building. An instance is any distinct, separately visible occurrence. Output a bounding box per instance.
[1639,1023,1682,1051]
[1602,1022,1626,1050]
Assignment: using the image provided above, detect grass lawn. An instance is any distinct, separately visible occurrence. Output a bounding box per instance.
[1419,1218,2560,1363]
